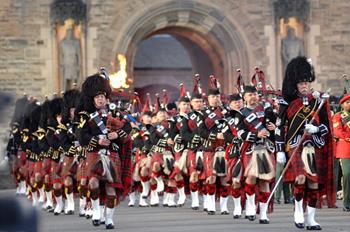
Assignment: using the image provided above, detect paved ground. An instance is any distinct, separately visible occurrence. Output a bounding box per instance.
[0,190,349,232]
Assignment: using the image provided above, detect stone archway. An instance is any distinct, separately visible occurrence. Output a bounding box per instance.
[102,1,253,94]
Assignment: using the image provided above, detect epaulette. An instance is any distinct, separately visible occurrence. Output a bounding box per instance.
[57,123,67,130]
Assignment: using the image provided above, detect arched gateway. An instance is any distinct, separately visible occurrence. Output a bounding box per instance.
[98,1,254,95]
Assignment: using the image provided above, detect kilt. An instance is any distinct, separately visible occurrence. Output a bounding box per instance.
[14,151,27,172]
[150,152,164,169]
[203,151,215,179]
[186,149,197,175]
[42,158,52,176]
[224,157,240,183]
[34,160,42,176]
[169,151,185,179]
[61,155,75,179]
[285,145,321,183]
[14,151,27,179]
[50,160,62,184]
[27,160,35,180]
[242,143,275,181]
[76,158,87,182]
[85,151,123,189]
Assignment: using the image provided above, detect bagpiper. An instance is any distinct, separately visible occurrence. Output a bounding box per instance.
[75,73,132,229]
[275,56,335,230]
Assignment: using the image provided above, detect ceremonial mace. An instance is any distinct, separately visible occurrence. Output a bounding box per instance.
[266,90,330,205]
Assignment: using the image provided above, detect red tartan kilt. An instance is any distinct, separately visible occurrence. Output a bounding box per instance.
[186,149,197,175]
[151,152,163,168]
[85,151,123,189]
[285,145,319,183]
[50,161,62,184]
[203,151,215,179]
[27,160,35,179]
[241,142,252,177]
[42,158,51,176]
[76,159,87,182]
[14,151,27,173]
[169,152,183,179]
[34,161,42,176]
[61,155,74,179]
[138,154,149,169]
[224,157,239,183]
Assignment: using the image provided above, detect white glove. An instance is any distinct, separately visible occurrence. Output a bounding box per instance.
[276,152,286,164]
[305,124,319,134]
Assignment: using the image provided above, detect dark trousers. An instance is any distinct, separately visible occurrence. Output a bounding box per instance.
[341,158,350,207]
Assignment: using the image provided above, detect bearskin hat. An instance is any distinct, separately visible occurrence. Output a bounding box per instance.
[21,100,40,133]
[29,103,42,134]
[81,73,112,113]
[282,56,316,102]
[47,97,63,127]
[11,96,28,125]
[39,98,50,130]
[62,89,80,124]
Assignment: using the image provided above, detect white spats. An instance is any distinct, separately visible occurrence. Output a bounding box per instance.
[294,199,305,224]
[45,191,53,210]
[220,196,228,214]
[167,193,176,207]
[79,197,86,216]
[105,207,115,226]
[155,176,164,192]
[31,191,38,207]
[203,194,208,211]
[233,197,242,217]
[259,202,269,221]
[54,195,63,215]
[306,206,320,227]
[245,194,256,217]
[140,181,150,207]
[190,191,199,208]
[64,192,75,214]
[91,198,101,220]
[38,188,45,203]
[150,190,159,206]
[128,191,136,207]
[177,187,186,206]
[207,194,216,213]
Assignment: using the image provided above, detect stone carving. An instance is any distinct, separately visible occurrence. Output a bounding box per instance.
[59,28,80,90]
[281,27,304,70]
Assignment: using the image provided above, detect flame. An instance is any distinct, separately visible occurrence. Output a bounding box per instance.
[110,54,129,89]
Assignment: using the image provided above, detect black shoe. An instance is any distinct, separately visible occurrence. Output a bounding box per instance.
[106,223,114,230]
[306,225,322,230]
[275,199,281,204]
[284,199,291,204]
[259,219,269,224]
[203,208,208,212]
[92,219,100,226]
[246,215,256,221]
[86,214,92,219]
[100,220,105,225]
[79,213,85,217]
[221,211,229,215]
[128,204,134,207]
[192,207,199,210]
[233,215,241,219]
[162,204,168,207]
[343,206,350,212]
[294,222,305,229]
[151,204,159,207]
[207,211,215,215]
[47,206,54,213]
[54,212,60,216]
